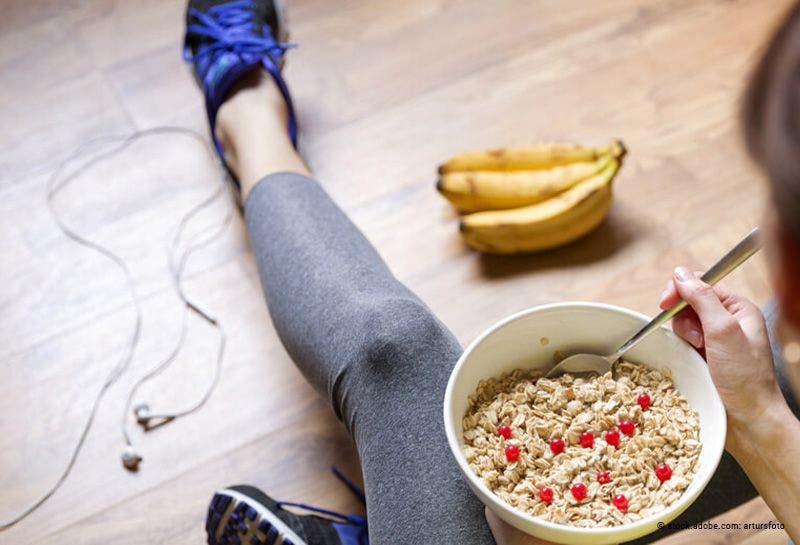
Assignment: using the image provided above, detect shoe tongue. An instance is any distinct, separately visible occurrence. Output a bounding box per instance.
[331,521,369,545]
[250,0,279,38]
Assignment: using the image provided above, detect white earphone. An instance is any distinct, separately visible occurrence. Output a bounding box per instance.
[118,213,229,471]
[120,404,174,471]
[1,127,232,531]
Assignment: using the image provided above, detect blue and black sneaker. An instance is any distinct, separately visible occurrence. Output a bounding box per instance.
[183,0,297,168]
[205,470,369,545]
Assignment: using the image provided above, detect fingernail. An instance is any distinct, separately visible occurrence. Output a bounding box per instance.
[659,288,669,301]
[687,328,704,348]
[674,266,692,282]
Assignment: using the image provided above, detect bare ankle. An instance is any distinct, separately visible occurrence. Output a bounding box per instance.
[214,69,310,198]
[215,69,288,157]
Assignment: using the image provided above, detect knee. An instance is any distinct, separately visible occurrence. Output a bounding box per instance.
[360,296,457,371]
[330,296,458,433]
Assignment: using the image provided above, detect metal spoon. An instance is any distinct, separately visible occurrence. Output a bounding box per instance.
[545,227,763,379]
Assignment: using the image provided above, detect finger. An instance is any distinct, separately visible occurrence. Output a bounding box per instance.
[659,279,680,310]
[710,284,769,341]
[712,283,761,315]
[485,508,508,544]
[672,309,704,348]
[669,274,762,330]
[672,266,740,340]
[484,507,560,545]
[659,271,703,310]
[680,275,755,317]
[485,507,520,545]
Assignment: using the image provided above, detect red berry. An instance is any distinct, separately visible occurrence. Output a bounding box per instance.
[497,425,512,439]
[579,431,595,448]
[549,437,565,454]
[637,393,652,411]
[655,463,672,482]
[604,429,621,448]
[619,419,636,436]
[505,444,520,462]
[612,493,628,511]
[538,487,554,503]
[596,471,612,484]
[571,482,588,501]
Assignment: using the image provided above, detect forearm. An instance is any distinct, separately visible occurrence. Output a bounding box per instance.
[728,399,800,541]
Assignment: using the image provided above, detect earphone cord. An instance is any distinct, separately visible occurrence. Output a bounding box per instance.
[0,127,232,531]
[121,195,233,445]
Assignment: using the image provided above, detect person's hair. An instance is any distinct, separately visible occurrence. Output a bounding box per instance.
[743,2,800,243]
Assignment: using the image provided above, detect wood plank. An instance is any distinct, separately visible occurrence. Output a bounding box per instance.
[0,258,340,544]
[1,1,794,544]
[29,403,363,545]
[0,140,242,360]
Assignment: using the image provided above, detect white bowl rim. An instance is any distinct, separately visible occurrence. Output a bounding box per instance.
[443,301,727,538]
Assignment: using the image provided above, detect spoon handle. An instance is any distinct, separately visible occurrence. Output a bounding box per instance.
[608,227,763,362]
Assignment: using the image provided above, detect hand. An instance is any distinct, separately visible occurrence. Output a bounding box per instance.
[485,508,563,545]
[659,266,786,447]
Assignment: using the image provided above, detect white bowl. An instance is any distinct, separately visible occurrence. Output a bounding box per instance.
[444,302,726,545]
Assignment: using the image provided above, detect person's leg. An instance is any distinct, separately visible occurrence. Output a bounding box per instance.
[216,70,309,190]
[217,72,495,545]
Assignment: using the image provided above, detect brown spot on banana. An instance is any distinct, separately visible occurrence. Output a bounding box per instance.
[466,174,477,195]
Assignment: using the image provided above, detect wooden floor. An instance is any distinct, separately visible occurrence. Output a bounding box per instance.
[0,1,793,543]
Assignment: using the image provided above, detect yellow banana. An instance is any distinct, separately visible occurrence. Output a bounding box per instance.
[438,140,624,174]
[459,158,620,254]
[437,154,612,212]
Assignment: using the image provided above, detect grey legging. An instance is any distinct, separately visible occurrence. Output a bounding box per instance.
[244,172,797,544]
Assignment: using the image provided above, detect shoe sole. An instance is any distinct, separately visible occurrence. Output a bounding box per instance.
[206,488,308,545]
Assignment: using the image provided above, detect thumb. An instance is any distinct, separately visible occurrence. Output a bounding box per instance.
[672,266,737,338]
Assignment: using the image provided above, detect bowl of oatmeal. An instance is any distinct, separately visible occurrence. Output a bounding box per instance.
[443,302,726,545]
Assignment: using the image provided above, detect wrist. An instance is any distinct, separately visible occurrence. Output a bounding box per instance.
[727,397,795,463]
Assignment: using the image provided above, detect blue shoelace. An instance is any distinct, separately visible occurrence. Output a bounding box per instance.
[277,467,368,529]
[183,0,293,72]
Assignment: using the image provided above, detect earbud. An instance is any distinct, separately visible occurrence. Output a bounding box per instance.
[132,402,176,431]
[121,445,142,471]
[133,402,151,426]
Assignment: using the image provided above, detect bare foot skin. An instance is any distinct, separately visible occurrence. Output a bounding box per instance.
[215,69,310,199]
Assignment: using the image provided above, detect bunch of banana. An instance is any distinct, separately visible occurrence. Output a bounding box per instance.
[436,140,626,254]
